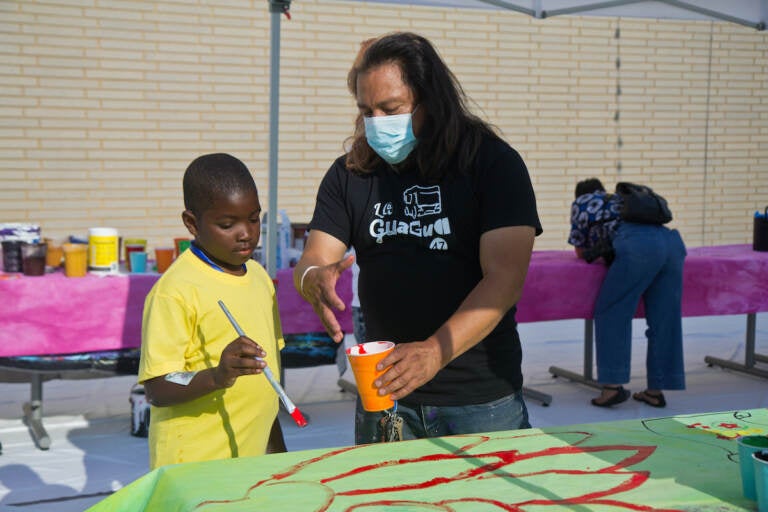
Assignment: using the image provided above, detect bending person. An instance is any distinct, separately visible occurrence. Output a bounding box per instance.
[568,178,687,408]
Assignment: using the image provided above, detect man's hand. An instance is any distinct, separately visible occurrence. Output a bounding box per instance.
[373,339,444,401]
[299,254,355,343]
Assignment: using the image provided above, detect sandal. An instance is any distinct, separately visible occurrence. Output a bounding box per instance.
[633,390,666,408]
[591,386,631,408]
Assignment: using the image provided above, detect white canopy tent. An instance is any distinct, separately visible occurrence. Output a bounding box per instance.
[349,0,767,30]
[263,0,766,277]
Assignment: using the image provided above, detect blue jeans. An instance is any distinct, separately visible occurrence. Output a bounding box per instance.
[594,222,687,389]
[354,390,531,445]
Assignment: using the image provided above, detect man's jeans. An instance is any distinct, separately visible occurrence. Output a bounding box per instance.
[355,390,531,445]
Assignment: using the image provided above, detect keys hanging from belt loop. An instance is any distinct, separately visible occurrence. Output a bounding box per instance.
[379,401,403,443]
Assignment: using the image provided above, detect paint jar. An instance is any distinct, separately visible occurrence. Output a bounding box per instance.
[174,237,191,258]
[261,210,292,269]
[20,242,47,276]
[154,247,174,273]
[754,450,768,512]
[755,207,768,252]
[129,251,147,273]
[123,238,146,272]
[739,435,768,500]
[44,240,63,268]
[62,243,88,277]
[88,227,119,274]
[129,385,150,438]
[1,240,23,273]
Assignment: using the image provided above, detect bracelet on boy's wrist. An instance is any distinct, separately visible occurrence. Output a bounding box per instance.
[299,265,320,296]
[165,371,198,386]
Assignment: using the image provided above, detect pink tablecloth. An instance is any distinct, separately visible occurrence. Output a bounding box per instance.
[516,244,768,322]
[1,245,766,358]
[0,268,352,358]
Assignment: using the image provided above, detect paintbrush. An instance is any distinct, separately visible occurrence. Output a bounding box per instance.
[217,300,308,428]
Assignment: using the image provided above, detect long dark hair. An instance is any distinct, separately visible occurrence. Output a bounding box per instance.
[345,32,498,182]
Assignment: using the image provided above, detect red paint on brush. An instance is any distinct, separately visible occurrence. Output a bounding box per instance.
[290,407,308,428]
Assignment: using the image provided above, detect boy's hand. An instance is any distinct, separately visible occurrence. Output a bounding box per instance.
[213,336,267,388]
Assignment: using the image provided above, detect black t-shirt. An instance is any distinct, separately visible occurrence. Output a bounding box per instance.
[309,135,542,406]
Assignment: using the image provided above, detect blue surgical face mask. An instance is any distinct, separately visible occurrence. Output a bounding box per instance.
[363,109,418,164]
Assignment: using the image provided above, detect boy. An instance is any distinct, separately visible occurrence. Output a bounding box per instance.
[138,153,286,469]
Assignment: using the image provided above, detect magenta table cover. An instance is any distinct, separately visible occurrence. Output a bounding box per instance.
[1,245,766,358]
[0,268,352,358]
[516,244,768,322]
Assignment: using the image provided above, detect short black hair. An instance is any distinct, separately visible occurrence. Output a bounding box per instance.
[575,178,605,198]
[183,153,257,216]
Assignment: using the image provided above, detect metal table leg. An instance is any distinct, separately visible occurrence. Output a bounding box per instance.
[549,319,601,389]
[705,313,768,379]
[522,386,552,406]
[337,377,357,395]
[22,373,51,450]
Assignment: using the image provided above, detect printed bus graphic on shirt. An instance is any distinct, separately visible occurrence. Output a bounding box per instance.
[403,185,441,219]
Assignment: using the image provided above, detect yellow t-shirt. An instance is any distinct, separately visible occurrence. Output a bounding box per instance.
[138,249,284,469]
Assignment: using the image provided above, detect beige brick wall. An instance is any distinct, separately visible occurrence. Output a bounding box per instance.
[1,0,766,256]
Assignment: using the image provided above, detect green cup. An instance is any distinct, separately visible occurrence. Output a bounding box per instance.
[738,435,768,500]
[174,237,191,258]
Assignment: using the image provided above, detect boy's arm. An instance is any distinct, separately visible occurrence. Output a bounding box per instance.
[266,417,287,454]
[143,368,226,407]
[143,335,267,407]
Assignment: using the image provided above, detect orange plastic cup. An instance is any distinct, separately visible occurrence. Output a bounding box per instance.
[62,243,88,277]
[45,243,63,268]
[346,341,396,411]
[155,247,174,273]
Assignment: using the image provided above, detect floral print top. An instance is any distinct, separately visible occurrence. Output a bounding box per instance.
[567,191,622,249]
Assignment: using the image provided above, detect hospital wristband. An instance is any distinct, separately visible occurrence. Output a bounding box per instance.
[300,265,320,297]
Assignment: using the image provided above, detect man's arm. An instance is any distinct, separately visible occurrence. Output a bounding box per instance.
[374,225,537,401]
[293,230,353,343]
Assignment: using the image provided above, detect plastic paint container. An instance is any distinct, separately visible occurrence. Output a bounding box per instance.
[88,227,119,273]
[62,243,88,277]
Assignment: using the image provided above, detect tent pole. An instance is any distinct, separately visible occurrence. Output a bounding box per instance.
[267,1,291,279]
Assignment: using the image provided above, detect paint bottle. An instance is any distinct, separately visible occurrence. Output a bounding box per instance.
[88,227,119,274]
[261,210,292,269]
